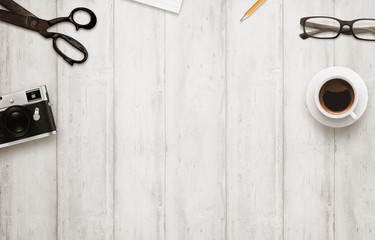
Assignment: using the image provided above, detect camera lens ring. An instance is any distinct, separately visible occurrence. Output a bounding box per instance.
[2,106,31,138]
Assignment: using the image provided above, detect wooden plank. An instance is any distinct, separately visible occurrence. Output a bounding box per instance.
[114,1,165,239]
[164,0,226,239]
[0,0,57,239]
[334,1,375,239]
[283,0,336,239]
[0,4,57,240]
[56,0,114,239]
[226,0,284,239]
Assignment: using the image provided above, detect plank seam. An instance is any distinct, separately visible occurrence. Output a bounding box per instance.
[282,0,285,238]
[163,10,167,240]
[113,0,116,239]
[333,2,336,239]
[224,0,228,239]
[55,0,59,239]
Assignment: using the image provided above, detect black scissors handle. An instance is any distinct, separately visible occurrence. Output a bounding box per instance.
[48,7,97,30]
[43,32,88,65]
[44,8,97,65]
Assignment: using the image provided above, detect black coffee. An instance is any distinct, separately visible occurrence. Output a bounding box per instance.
[323,89,352,112]
[319,79,355,114]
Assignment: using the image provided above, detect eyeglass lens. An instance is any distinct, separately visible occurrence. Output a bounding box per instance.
[352,20,375,40]
[304,18,340,39]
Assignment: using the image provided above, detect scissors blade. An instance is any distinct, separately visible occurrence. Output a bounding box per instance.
[0,9,47,32]
[0,0,35,17]
[241,0,266,21]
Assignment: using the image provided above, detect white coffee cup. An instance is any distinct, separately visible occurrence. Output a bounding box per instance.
[313,66,362,120]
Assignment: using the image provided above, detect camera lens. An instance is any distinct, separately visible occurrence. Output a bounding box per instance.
[2,106,30,138]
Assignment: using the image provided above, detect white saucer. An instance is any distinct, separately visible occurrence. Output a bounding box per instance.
[306,67,368,128]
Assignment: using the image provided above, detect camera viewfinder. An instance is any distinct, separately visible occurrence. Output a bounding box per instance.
[26,89,42,102]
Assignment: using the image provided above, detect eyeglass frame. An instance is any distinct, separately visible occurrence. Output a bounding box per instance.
[300,16,375,41]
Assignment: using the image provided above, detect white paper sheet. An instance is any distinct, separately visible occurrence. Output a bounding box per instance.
[133,0,182,13]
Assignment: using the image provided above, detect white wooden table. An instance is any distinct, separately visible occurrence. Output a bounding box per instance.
[1,0,375,239]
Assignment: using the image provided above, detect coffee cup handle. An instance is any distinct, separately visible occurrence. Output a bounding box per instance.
[350,112,358,120]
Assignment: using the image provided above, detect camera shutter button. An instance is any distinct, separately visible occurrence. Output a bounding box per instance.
[33,107,40,121]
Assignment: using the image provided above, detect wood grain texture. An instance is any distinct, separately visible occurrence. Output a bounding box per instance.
[283,0,335,239]
[334,1,375,239]
[226,0,283,239]
[56,0,114,239]
[114,0,165,239]
[0,0,57,239]
[3,0,375,239]
[165,0,226,239]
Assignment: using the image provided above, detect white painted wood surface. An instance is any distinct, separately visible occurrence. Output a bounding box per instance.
[284,1,335,239]
[1,0,375,239]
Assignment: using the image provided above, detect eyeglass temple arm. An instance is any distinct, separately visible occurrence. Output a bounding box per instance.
[300,22,375,39]
[353,27,375,34]
[300,22,343,39]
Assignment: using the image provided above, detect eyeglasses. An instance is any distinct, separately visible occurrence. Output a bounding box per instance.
[300,16,375,41]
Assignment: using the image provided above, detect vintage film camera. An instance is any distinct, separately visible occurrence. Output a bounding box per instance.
[0,86,56,149]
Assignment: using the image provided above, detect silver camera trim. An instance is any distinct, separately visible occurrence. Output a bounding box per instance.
[0,85,49,111]
[0,131,56,149]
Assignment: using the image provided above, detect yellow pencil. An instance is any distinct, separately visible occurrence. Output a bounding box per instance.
[241,0,266,21]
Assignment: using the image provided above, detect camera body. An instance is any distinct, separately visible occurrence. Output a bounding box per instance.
[0,86,56,149]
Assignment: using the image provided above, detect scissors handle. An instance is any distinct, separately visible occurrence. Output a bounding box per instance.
[44,32,88,65]
[48,7,97,30]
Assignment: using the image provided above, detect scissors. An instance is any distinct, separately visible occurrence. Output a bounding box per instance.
[241,0,266,21]
[0,0,97,65]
